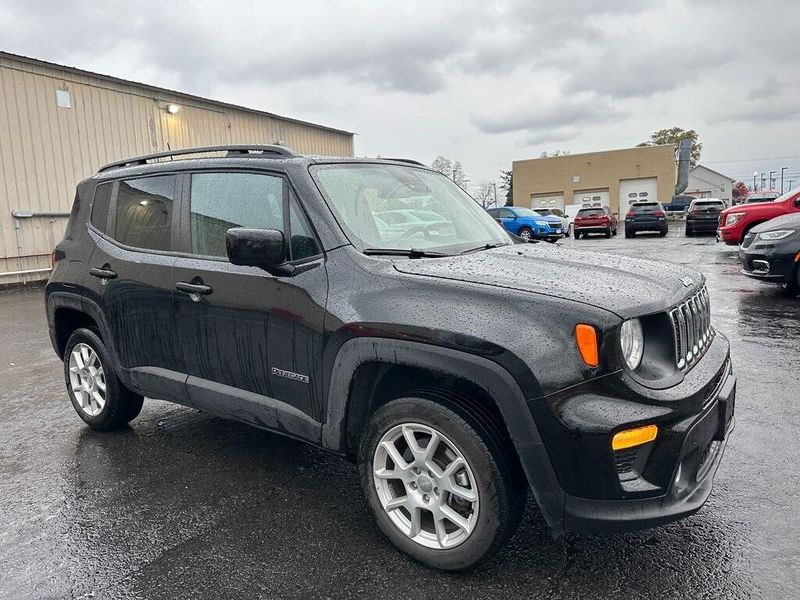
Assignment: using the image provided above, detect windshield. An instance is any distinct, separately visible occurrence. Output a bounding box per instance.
[631,202,659,212]
[311,164,509,253]
[512,207,540,218]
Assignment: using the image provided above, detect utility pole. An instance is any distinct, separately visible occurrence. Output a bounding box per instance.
[761,172,766,190]
[781,166,788,193]
[753,171,758,192]
[769,171,776,190]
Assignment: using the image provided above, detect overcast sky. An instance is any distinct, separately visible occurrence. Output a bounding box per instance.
[2,0,799,189]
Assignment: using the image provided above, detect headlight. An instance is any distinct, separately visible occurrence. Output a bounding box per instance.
[725,213,745,227]
[758,230,794,240]
[620,319,644,370]
[534,220,551,227]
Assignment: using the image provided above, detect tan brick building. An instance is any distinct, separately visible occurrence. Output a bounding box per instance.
[512,145,678,217]
[0,52,354,286]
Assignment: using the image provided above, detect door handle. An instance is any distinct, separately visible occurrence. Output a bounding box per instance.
[176,281,213,296]
[89,267,117,280]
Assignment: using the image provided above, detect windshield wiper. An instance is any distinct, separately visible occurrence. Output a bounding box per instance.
[363,247,451,258]
[460,242,510,255]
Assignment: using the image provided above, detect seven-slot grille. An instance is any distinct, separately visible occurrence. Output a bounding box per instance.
[669,286,713,369]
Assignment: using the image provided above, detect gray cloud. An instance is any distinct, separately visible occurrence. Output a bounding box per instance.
[471,95,618,134]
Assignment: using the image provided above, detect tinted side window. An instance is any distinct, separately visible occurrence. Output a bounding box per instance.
[189,172,285,257]
[90,183,112,232]
[115,176,176,251]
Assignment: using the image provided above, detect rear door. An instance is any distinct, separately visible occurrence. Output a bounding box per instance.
[172,169,327,439]
[83,174,187,400]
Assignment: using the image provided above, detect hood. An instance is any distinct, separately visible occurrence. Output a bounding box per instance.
[392,243,702,319]
[537,215,562,223]
[721,199,783,217]
[751,212,800,233]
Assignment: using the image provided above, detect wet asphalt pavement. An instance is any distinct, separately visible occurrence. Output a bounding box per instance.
[1,227,799,599]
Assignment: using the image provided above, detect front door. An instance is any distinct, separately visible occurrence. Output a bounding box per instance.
[172,170,327,440]
[83,174,187,401]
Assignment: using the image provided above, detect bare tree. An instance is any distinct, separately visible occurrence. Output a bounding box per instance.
[430,156,469,190]
[539,149,571,158]
[472,181,498,209]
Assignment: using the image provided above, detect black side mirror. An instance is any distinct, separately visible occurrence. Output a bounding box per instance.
[226,228,294,276]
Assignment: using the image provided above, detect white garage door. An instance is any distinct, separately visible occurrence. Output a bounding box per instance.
[573,190,610,207]
[619,178,658,215]
[530,193,565,210]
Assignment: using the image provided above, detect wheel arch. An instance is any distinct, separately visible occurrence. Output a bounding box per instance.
[322,337,567,532]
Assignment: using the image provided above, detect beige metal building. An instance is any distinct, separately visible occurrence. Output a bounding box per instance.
[513,145,677,217]
[0,52,354,286]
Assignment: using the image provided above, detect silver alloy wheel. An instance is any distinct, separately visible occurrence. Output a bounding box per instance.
[68,343,107,417]
[372,423,479,549]
[519,229,532,240]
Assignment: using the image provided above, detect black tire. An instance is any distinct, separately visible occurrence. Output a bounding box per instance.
[359,394,526,571]
[659,227,668,237]
[685,227,692,237]
[605,226,612,238]
[625,228,633,238]
[63,328,144,430]
[517,227,533,241]
[612,227,618,236]
[784,265,800,295]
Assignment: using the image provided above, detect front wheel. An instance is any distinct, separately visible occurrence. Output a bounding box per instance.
[359,395,525,571]
[517,227,533,241]
[64,328,144,430]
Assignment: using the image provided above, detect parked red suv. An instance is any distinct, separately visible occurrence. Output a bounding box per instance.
[718,187,800,245]
[573,206,618,238]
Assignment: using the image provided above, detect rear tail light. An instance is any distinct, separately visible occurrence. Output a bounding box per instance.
[626,211,635,218]
[653,210,665,217]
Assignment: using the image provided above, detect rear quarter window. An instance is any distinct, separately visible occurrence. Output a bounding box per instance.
[114,175,177,251]
[90,182,113,232]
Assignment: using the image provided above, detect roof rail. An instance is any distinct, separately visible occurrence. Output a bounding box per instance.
[98,144,297,172]
[381,157,426,166]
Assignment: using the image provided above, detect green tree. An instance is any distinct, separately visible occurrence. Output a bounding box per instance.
[637,127,702,166]
[499,169,513,205]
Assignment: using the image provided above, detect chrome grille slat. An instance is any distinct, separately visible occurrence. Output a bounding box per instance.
[668,285,713,370]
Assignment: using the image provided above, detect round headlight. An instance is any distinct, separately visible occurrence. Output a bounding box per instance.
[620,319,644,370]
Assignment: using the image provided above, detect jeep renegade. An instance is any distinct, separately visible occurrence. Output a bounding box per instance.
[47,145,736,570]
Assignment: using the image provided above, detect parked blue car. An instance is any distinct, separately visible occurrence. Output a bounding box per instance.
[487,206,564,242]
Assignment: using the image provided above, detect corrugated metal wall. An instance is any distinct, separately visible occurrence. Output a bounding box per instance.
[0,52,354,285]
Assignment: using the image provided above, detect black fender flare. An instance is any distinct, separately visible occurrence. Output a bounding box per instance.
[321,337,567,532]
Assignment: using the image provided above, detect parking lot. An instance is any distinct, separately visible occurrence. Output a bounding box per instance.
[1,227,798,600]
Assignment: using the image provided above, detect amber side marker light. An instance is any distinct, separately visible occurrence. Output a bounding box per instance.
[575,324,599,367]
[612,424,658,451]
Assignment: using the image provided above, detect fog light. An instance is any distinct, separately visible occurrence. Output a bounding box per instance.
[612,424,658,451]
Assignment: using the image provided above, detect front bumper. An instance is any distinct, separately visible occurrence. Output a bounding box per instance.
[716,225,741,245]
[536,228,565,241]
[563,372,735,533]
[524,332,735,535]
[739,241,798,283]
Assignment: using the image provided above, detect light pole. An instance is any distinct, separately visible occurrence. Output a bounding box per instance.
[753,171,759,192]
[761,172,766,190]
[789,179,795,192]
[781,166,788,193]
[769,171,776,190]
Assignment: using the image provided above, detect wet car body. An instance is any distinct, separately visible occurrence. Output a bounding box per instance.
[624,201,668,237]
[739,213,800,291]
[487,206,564,242]
[718,188,800,245]
[573,206,618,238]
[46,149,734,564]
[685,199,725,236]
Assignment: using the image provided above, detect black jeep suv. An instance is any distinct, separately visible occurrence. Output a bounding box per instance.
[46,145,735,570]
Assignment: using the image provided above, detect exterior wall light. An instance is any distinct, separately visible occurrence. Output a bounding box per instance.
[166,103,181,114]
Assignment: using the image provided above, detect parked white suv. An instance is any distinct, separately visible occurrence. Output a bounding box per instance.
[531,207,570,237]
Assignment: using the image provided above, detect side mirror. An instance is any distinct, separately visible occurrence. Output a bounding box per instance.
[226,228,294,275]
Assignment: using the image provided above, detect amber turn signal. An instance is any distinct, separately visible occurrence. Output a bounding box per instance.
[612,424,658,451]
[575,324,599,367]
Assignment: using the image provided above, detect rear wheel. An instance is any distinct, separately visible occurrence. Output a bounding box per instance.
[64,328,144,430]
[659,227,667,237]
[625,228,633,238]
[605,226,612,238]
[359,395,525,571]
[685,226,693,236]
